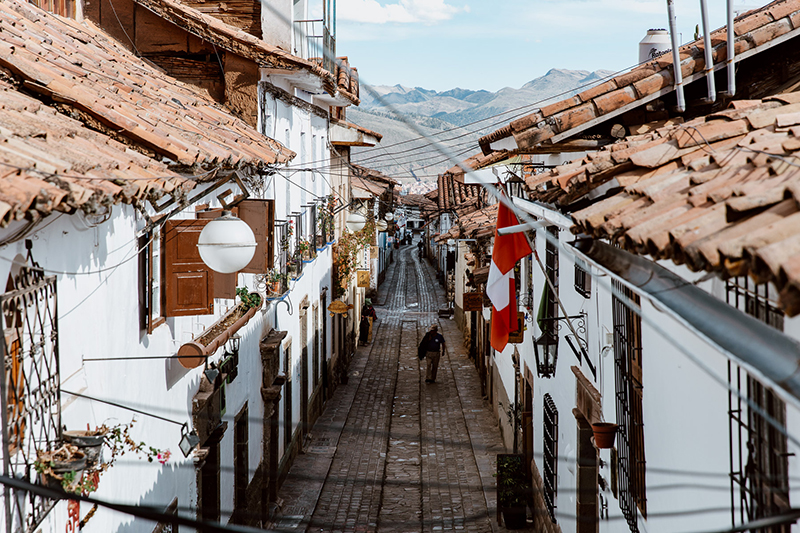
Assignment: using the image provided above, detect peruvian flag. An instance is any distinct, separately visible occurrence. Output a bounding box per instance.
[487,200,533,352]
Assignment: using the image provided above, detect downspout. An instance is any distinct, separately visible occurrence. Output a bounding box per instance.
[700,0,716,102]
[667,0,686,112]
[726,0,737,96]
[573,239,800,403]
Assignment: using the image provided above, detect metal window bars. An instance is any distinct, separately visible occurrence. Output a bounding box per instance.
[612,280,646,532]
[574,259,591,299]
[1,265,60,533]
[726,277,790,530]
[293,19,336,75]
[276,221,290,292]
[543,393,558,523]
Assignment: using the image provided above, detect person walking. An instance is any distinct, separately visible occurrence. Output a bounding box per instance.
[362,298,377,343]
[423,324,446,383]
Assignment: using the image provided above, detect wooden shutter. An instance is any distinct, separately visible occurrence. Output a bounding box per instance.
[197,209,237,300]
[238,199,275,273]
[164,220,214,316]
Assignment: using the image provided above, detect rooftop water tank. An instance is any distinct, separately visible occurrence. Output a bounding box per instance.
[639,29,671,64]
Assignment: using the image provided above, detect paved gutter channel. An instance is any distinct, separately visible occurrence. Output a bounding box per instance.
[272,245,508,533]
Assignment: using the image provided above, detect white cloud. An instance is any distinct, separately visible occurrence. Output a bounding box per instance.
[338,0,464,24]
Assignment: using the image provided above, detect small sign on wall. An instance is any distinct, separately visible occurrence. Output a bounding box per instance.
[357,270,370,288]
[463,292,484,312]
[507,312,526,344]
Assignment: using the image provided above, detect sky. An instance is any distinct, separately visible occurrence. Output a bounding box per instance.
[333,0,774,93]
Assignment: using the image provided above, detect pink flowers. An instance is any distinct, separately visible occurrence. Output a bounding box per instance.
[157,450,171,464]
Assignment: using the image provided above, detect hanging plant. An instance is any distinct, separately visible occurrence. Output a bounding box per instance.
[332,216,375,298]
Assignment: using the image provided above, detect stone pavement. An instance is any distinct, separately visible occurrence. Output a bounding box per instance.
[270,245,510,533]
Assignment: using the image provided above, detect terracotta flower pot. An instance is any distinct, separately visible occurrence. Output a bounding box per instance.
[591,422,619,449]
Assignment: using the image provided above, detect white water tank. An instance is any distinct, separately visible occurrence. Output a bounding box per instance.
[639,29,671,64]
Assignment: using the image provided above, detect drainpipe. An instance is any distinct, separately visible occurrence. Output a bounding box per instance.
[667,0,686,112]
[573,239,800,404]
[700,0,716,102]
[726,0,737,96]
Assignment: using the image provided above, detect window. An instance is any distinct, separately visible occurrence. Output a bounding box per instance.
[612,280,646,531]
[141,229,165,332]
[543,393,558,523]
[234,406,249,517]
[726,277,789,530]
[142,200,275,325]
[539,226,560,346]
[1,264,60,532]
[574,259,591,299]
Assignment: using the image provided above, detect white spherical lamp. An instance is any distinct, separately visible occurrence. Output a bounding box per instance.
[197,211,257,273]
[345,212,366,233]
[376,220,388,232]
[384,212,394,221]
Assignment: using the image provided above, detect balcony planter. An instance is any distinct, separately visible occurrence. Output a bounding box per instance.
[178,299,262,369]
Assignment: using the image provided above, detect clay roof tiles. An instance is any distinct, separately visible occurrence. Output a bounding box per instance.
[0,1,296,225]
[530,94,800,316]
[130,0,359,104]
[479,0,800,154]
[0,1,294,171]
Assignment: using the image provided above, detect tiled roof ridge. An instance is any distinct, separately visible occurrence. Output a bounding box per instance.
[351,163,397,186]
[478,0,800,154]
[129,0,359,104]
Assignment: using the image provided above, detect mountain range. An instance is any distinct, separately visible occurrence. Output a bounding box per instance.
[348,68,614,187]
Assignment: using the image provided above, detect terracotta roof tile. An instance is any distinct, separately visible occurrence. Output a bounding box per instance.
[527,94,800,315]
[479,0,800,154]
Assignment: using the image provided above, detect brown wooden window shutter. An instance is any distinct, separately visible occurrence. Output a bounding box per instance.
[164,220,214,317]
[238,199,275,273]
[197,209,237,300]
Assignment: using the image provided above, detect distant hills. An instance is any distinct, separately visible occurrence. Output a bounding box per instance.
[349,68,614,186]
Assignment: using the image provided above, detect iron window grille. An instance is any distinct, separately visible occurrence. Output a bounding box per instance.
[293,213,305,276]
[543,393,559,523]
[574,259,591,299]
[310,204,318,250]
[612,280,646,532]
[542,226,559,346]
[1,262,61,533]
[276,221,290,293]
[726,277,789,531]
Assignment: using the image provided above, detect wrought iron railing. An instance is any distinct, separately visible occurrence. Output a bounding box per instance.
[293,19,336,75]
[574,260,591,299]
[543,393,558,523]
[1,266,60,533]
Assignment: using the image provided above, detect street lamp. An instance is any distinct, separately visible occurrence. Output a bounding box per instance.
[384,212,394,222]
[197,210,256,273]
[179,423,201,457]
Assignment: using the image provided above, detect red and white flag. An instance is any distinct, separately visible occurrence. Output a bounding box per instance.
[487,200,533,352]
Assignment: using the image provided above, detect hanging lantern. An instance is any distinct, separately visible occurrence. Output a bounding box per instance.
[345,212,366,233]
[376,220,388,232]
[384,212,394,221]
[197,210,257,273]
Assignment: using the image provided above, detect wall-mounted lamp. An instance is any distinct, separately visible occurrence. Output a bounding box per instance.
[384,212,394,222]
[179,423,201,457]
[376,220,388,232]
[345,212,366,233]
[197,210,256,273]
[203,359,219,384]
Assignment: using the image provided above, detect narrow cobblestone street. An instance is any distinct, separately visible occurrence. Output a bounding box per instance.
[271,244,509,533]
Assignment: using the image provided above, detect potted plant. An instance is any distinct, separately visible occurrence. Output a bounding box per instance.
[64,428,106,466]
[35,444,88,493]
[496,454,530,529]
[297,237,312,260]
[266,269,283,296]
[591,422,619,449]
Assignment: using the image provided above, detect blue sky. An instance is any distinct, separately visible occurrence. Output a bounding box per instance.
[335,0,773,92]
